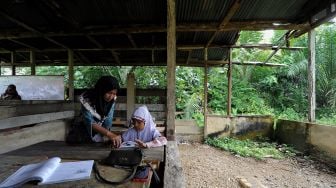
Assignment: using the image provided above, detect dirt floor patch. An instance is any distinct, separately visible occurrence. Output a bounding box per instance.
[179,142,336,188]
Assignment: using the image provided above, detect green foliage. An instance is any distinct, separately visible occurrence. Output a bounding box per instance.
[276,108,305,121]
[316,108,336,126]
[74,66,121,88]
[133,67,167,88]
[205,137,296,160]
[175,67,204,113]
[208,67,273,115]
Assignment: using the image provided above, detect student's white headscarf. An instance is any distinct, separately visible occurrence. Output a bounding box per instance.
[122,105,161,142]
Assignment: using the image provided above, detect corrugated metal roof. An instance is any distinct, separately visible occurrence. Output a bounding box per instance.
[0,0,333,67]
[234,0,308,21]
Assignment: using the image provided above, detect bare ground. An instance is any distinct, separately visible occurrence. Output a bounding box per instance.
[179,142,336,188]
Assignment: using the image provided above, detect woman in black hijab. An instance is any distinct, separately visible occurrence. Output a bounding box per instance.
[1,84,22,100]
[79,76,121,147]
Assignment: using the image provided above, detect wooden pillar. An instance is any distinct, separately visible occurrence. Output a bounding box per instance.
[68,50,74,101]
[308,29,316,122]
[127,73,136,119]
[11,52,16,75]
[204,48,208,133]
[166,0,176,141]
[30,51,36,75]
[227,48,232,116]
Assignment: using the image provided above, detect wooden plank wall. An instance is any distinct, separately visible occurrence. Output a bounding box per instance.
[74,88,167,127]
[0,101,74,154]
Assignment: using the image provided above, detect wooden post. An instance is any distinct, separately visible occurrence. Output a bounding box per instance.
[166,0,176,141]
[11,52,16,75]
[68,50,74,101]
[227,48,232,116]
[30,51,36,75]
[127,73,135,119]
[204,48,208,136]
[308,29,316,122]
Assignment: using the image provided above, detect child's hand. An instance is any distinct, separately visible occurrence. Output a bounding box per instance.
[135,139,147,148]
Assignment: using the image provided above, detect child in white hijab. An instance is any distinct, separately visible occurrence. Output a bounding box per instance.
[121,105,167,148]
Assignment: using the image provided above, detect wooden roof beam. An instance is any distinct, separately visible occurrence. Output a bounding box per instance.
[75,52,91,65]
[86,35,120,65]
[263,30,293,63]
[41,0,81,28]
[127,34,137,48]
[111,51,121,65]
[206,0,241,47]
[7,39,39,51]
[292,2,336,38]
[86,35,104,48]
[0,10,69,49]
[187,60,287,67]
[1,60,286,67]
[0,21,310,40]
[0,44,305,53]
[186,33,198,64]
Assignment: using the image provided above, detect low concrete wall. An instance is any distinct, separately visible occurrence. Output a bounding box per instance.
[275,119,308,151]
[205,115,274,139]
[309,124,336,156]
[0,120,70,154]
[275,119,336,167]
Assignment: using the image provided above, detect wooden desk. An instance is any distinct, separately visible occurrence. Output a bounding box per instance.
[0,141,164,187]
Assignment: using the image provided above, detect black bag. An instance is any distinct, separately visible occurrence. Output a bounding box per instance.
[103,148,143,167]
[94,148,143,185]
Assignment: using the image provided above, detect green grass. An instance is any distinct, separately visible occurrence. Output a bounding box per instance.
[205,137,296,160]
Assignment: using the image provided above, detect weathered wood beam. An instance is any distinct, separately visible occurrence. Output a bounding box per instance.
[0,121,68,154]
[30,51,36,75]
[0,10,69,49]
[86,35,120,64]
[75,51,91,64]
[42,0,81,28]
[188,60,287,67]
[111,50,121,65]
[11,51,16,75]
[0,21,310,40]
[68,50,74,101]
[206,0,241,47]
[263,31,292,63]
[127,34,137,48]
[185,50,192,65]
[203,48,208,131]
[152,49,155,64]
[0,60,288,67]
[0,44,305,54]
[0,111,75,130]
[167,0,176,141]
[186,33,197,64]
[293,1,336,38]
[227,48,232,116]
[86,35,103,48]
[184,21,309,31]
[8,39,39,50]
[308,29,316,122]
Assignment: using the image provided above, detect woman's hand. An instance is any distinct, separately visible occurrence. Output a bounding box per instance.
[107,132,122,148]
[135,139,147,148]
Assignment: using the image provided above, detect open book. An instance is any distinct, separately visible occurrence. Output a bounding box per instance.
[120,141,138,148]
[0,157,93,188]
